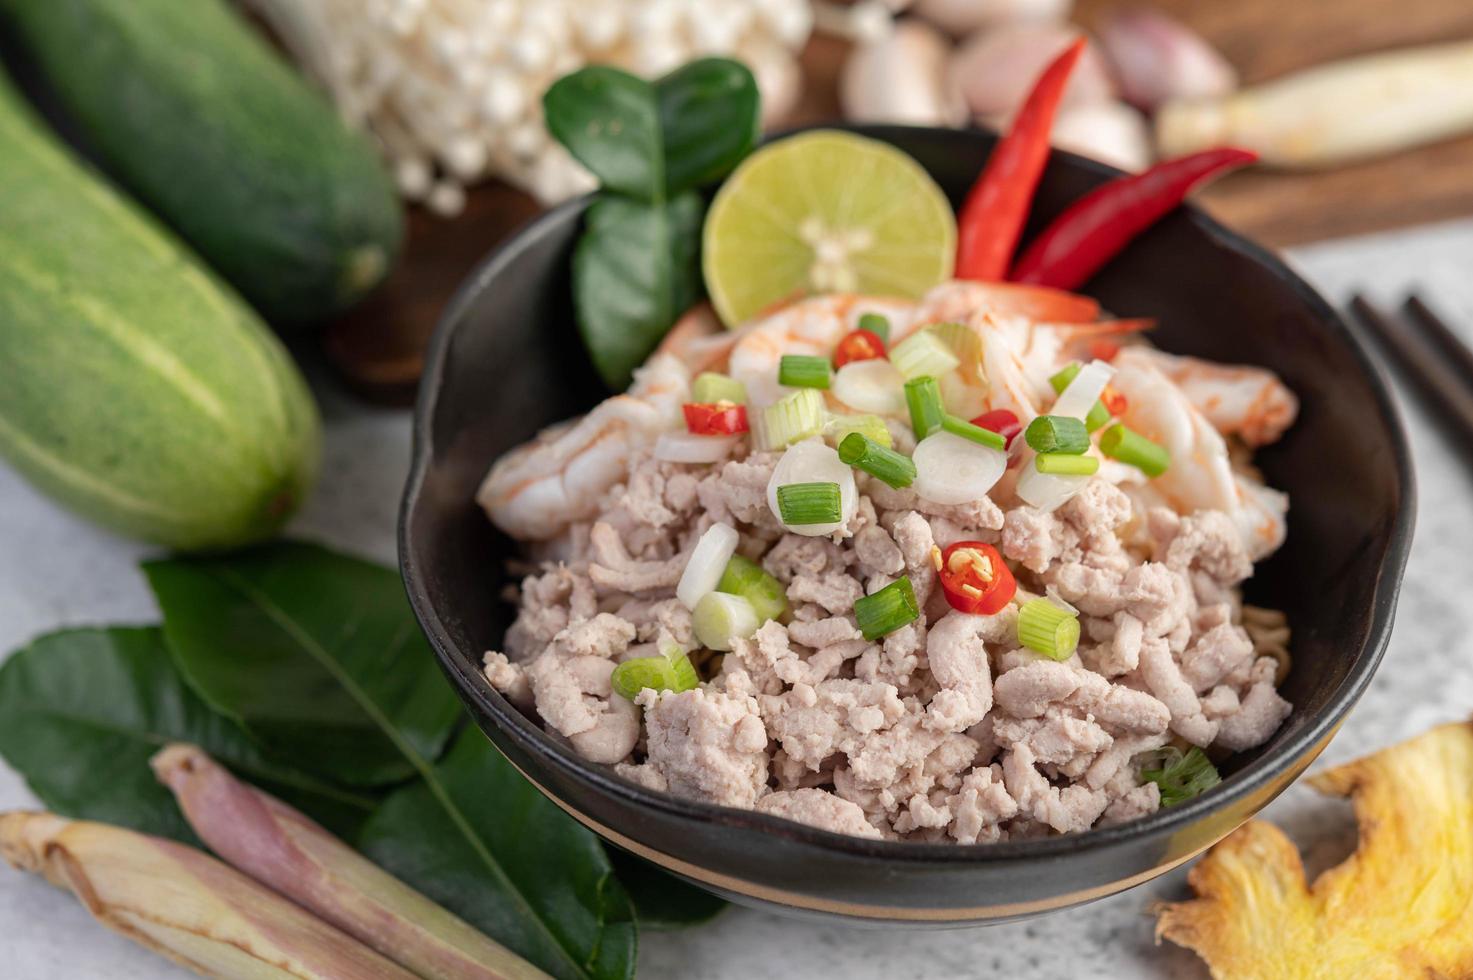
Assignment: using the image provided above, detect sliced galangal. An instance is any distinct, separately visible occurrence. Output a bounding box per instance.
[1155,719,1473,979]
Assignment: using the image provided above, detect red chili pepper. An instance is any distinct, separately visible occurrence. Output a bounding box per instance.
[972,408,1022,449]
[683,402,748,435]
[833,329,887,368]
[955,39,1086,282]
[1101,386,1128,417]
[1009,147,1259,290]
[1088,339,1122,362]
[935,541,1017,615]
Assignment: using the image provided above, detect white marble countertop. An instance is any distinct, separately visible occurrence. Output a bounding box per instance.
[5,219,1473,979]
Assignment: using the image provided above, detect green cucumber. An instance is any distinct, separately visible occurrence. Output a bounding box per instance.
[0,0,403,327]
[0,69,321,551]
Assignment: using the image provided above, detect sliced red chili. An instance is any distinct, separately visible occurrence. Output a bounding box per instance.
[833,329,887,368]
[935,541,1017,615]
[1088,339,1122,362]
[1100,386,1128,417]
[1009,147,1259,290]
[683,402,748,436]
[971,408,1022,449]
[955,39,1086,281]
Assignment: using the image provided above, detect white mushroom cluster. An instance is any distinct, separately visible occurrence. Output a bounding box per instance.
[243,0,813,214]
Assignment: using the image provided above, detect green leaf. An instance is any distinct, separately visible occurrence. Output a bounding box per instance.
[545,59,759,202]
[360,728,637,980]
[145,540,636,979]
[143,541,463,787]
[606,847,727,929]
[574,190,704,390]
[657,58,761,194]
[0,627,377,843]
[544,66,663,200]
[546,57,760,388]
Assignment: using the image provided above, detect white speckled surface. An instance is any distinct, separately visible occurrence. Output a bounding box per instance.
[5,220,1473,978]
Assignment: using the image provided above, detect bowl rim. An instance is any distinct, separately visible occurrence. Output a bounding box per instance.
[400,124,1416,866]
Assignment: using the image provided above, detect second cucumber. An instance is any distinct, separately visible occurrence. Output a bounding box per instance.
[0,0,403,327]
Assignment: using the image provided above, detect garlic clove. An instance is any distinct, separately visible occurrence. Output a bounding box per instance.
[744,37,805,127]
[1050,100,1154,173]
[949,23,1115,120]
[912,0,1073,39]
[812,0,894,43]
[840,19,966,127]
[1098,8,1238,112]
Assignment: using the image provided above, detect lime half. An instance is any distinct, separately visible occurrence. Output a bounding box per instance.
[702,130,956,328]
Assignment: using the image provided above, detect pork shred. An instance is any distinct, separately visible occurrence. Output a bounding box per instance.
[483,449,1292,843]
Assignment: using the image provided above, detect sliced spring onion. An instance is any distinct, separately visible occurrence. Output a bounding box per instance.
[1035,453,1100,476]
[611,647,702,700]
[858,311,891,344]
[941,414,1007,451]
[838,432,916,489]
[1048,362,1080,390]
[890,329,961,380]
[854,577,920,641]
[610,659,667,700]
[692,371,747,405]
[676,522,740,610]
[1141,746,1222,807]
[1025,415,1090,455]
[1051,359,1115,421]
[776,481,843,525]
[927,321,982,377]
[1049,361,1113,431]
[832,359,906,415]
[754,388,826,451]
[912,430,1007,505]
[718,554,788,623]
[692,591,760,652]
[904,375,945,440]
[664,643,701,690]
[1015,461,1089,512]
[1100,423,1170,477]
[825,413,893,449]
[778,354,832,389]
[1017,598,1080,660]
[654,432,740,464]
[766,440,858,536]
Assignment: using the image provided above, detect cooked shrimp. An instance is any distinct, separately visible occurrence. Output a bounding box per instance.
[657,302,738,376]
[1123,348,1298,447]
[478,326,706,540]
[1109,348,1286,558]
[911,280,1102,325]
[945,309,1151,422]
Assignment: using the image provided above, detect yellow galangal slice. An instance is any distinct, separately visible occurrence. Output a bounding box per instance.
[1155,719,1473,979]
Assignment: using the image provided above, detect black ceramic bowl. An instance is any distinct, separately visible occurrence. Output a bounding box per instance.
[400,125,1413,926]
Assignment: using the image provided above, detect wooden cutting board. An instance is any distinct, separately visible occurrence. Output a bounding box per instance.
[328,0,1473,401]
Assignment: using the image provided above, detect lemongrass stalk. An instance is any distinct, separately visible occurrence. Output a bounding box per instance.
[0,810,415,980]
[1157,40,1473,169]
[152,744,548,980]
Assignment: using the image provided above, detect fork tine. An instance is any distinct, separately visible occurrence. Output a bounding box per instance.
[1348,294,1473,450]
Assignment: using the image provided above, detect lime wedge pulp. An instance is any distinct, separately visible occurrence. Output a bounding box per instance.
[702,130,957,328]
